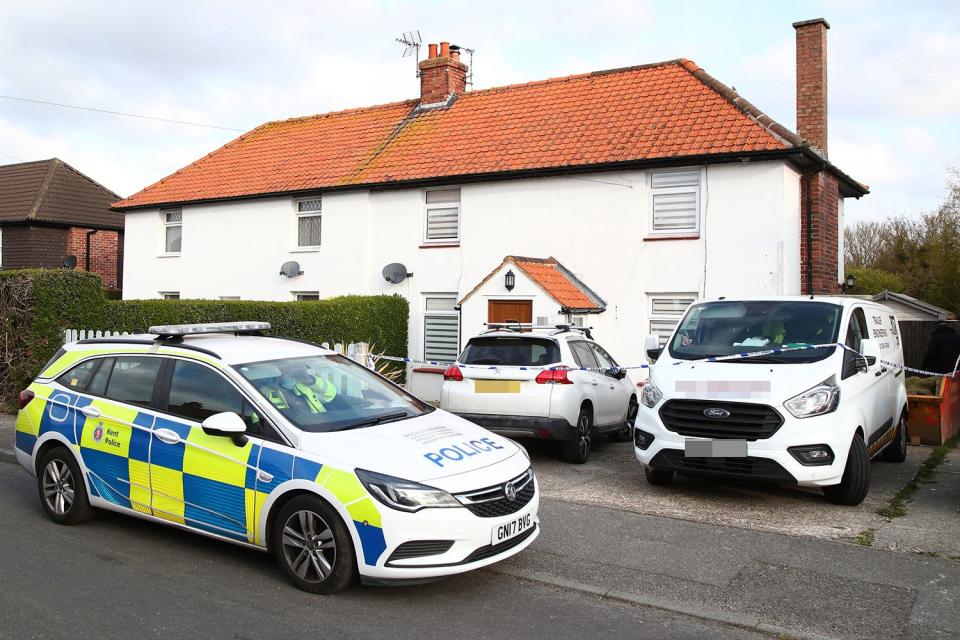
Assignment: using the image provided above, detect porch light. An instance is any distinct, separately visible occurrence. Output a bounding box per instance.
[504,269,516,292]
[845,274,856,291]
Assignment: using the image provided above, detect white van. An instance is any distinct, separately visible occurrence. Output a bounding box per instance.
[634,296,908,505]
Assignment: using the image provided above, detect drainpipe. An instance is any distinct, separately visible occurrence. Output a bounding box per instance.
[85,229,99,272]
[804,176,813,295]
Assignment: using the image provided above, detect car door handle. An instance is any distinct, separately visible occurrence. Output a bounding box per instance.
[154,428,181,445]
[257,470,274,483]
[591,380,599,386]
[80,406,101,418]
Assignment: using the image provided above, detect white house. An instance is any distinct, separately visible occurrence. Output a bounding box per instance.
[114,20,867,401]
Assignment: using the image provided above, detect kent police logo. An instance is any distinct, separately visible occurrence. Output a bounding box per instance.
[93,425,104,442]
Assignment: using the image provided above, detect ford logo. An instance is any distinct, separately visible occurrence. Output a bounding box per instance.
[703,408,731,419]
[504,481,518,502]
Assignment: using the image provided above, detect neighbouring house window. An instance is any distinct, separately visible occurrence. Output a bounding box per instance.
[650,169,700,235]
[424,188,460,244]
[424,295,459,362]
[162,208,183,253]
[219,296,240,300]
[296,198,322,248]
[160,291,180,300]
[294,292,320,301]
[649,293,697,346]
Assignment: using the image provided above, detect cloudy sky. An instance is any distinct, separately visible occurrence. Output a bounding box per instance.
[1,0,957,223]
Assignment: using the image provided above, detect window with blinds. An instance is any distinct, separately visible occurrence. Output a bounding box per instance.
[650,169,700,234]
[162,208,182,253]
[424,295,459,363]
[649,294,697,346]
[296,198,322,247]
[424,188,460,243]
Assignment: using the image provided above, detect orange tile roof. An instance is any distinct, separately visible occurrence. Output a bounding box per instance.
[459,256,604,311]
[115,59,806,209]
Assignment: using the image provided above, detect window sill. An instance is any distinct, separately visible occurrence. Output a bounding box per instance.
[157,253,181,258]
[289,247,321,253]
[643,235,700,242]
[419,243,460,249]
[413,366,446,374]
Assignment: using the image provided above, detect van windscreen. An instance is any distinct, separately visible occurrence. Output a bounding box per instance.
[668,301,842,363]
[460,337,561,367]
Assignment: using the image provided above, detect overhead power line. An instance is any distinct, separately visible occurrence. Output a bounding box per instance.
[0,150,23,161]
[0,95,245,132]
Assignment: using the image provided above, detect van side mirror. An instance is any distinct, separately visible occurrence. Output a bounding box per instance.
[201,411,248,446]
[644,335,662,363]
[854,339,880,373]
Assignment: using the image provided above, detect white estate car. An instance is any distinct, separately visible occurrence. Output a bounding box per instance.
[440,326,638,463]
[13,322,539,594]
[634,297,908,505]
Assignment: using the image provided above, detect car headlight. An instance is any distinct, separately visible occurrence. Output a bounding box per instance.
[641,380,663,408]
[355,468,461,512]
[783,377,840,419]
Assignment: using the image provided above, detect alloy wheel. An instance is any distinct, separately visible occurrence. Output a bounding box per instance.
[578,414,592,457]
[42,459,75,516]
[281,510,337,583]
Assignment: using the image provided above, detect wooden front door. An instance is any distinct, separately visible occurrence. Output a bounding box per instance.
[488,300,533,326]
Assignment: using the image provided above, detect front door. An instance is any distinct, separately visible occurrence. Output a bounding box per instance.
[149,358,265,543]
[488,300,533,327]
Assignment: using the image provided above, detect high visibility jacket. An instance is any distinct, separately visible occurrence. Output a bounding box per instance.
[261,385,290,409]
[292,377,337,414]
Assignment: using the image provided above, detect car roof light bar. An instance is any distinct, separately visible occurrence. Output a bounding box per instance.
[148,321,271,339]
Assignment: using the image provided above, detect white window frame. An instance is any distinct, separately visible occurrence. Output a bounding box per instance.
[423,294,460,363]
[160,291,180,300]
[219,296,241,301]
[423,188,461,245]
[649,168,701,236]
[161,207,183,255]
[648,293,697,347]
[294,197,322,250]
[293,291,320,301]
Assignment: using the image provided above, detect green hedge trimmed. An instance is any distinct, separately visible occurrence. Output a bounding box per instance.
[0,268,408,411]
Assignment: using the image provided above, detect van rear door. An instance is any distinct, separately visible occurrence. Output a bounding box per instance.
[442,336,557,417]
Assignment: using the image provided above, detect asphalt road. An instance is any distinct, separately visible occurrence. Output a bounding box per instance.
[0,465,762,640]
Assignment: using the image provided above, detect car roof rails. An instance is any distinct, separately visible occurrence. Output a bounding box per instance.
[550,324,594,340]
[482,322,593,340]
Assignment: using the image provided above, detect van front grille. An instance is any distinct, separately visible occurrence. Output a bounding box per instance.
[659,400,783,440]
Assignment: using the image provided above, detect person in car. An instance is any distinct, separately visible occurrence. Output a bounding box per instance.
[260,363,338,414]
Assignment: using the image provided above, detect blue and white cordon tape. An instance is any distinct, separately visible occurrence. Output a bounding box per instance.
[374,343,960,379]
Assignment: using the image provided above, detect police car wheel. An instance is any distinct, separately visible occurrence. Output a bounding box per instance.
[37,447,93,525]
[273,495,356,594]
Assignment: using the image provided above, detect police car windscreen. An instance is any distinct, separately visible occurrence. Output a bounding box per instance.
[460,337,561,367]
[235,355,431,432]
[667,301,842,363]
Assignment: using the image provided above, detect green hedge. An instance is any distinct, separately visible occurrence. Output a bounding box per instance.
[0,268,408,411]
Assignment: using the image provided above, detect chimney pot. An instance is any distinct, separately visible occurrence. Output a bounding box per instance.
[418,39,468,105]
[793,18,830,155]
[427,43,438,59]
[440,41,450,57]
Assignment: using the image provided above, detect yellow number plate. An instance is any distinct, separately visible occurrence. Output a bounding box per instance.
[474,380,521,394]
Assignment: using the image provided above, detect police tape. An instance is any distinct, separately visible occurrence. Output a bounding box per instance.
[373,344,960,379]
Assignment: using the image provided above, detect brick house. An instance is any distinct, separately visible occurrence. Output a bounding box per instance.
[114,19,865,400]
[0,158,124,289]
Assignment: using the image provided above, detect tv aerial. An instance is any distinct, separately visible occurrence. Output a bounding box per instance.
[279,261,303,278]
[382,263,413,284]
[395,31,422,76]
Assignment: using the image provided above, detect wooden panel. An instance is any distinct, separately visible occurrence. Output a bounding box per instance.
[488,300,533,325]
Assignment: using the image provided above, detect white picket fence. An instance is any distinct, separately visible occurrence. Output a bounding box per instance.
[63,329,375,368]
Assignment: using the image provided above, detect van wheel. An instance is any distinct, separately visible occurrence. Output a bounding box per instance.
[37,446,93,525]
[561,408,593,464]
[272,494,357,594]
[881,412,908,463]
[644,466,674,486]
[609,397,638,443]
[823,435,870,506]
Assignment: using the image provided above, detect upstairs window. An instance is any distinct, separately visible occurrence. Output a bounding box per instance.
[649,293,697,347]
[650,169,700,235]
[296,198,322,248]
[162,208,182,253]
[294,291,320,302]
[160,291,180,300]
[424,188,460,244]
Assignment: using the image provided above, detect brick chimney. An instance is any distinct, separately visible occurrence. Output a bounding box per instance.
[419,41,468,105]
[793,18,829,156]
[793,18,840,294]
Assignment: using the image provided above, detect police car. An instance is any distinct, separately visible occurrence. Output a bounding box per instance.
[13,322,539,593]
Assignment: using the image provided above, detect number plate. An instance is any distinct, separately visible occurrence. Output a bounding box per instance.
[684,439,747,457]
[475,380,521,394]
[491,510,534,545]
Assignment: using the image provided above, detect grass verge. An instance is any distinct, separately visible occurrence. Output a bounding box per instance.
[877,436,958,519]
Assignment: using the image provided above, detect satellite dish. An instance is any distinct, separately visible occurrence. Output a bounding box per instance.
[382,263,413,284]
[63,255,77,269]
[279,261,303,278]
